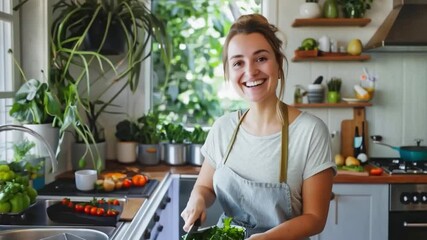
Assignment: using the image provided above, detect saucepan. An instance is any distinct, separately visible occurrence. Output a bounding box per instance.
[371,135,427,162]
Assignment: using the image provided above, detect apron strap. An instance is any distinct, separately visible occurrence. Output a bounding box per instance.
[223,103,290,183]
[223,110,248,164]
[280,102,289,183]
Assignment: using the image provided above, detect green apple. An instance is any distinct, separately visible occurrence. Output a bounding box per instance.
[347,39,363,56]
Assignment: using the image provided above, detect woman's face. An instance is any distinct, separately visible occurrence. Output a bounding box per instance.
[227,33,279,104]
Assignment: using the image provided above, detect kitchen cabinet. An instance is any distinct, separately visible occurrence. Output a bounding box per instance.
[312,184,388,240]
[292,18,371,62]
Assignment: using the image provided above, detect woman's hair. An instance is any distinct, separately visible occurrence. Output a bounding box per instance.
[222,14,288,122]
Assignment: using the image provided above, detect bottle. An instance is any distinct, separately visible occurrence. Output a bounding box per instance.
[354,123,368,163]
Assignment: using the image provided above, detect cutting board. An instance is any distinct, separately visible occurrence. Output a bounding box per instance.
[119,198,145,221]
[340,119,369,158]
[337,170,369,176]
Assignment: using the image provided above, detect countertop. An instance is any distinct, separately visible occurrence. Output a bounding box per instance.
[58,160,427,184]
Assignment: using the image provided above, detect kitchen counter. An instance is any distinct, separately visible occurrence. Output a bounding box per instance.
[50,161,427,239]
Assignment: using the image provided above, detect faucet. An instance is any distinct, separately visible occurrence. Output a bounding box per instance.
[0,124,58,173]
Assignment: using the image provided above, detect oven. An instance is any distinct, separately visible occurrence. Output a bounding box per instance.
[370,158,427,240]
[389,184,427,240]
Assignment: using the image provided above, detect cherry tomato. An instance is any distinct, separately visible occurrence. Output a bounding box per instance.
[132,174,147,187]
[96,207,105,216]
[123,179,132,188]
[97,199,106,204]
[67,201,74,208]
[90,206,98,216]
[75,203,84,212]
[84,205,92,214]
[106,209,119,217]
[61,198,70,205]
[370,168,383,176]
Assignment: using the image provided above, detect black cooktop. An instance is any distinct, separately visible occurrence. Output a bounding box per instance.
[37,178,159,198]
[370,158,427,175]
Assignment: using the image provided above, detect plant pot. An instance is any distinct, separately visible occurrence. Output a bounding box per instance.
[299,2,322,18]
[116,141,137,164]
[138,144,160,165]
[343,6,362,18]
[71,141,106,170]
[164,143,187,165]
[187,144,204,166]
[22,123,60,185]
[83,18,126,55]
[327,91,341,103]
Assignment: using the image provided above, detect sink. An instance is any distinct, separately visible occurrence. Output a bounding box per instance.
[0,197,123,238]
[0,227,108,240]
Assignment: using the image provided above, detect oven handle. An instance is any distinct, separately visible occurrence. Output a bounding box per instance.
[404,222,427,227]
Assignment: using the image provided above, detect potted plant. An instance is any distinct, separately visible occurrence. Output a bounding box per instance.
[187,126,209,166]
[161,123,191,165]
[115,119,139,164]
[136,112,162,166]
[46,0,171,171]
[327,77,342,103]
[337,0,374,18]
[7,49,64,183]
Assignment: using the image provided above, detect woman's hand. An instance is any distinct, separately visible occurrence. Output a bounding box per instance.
[246,233,267,240]
[180,195,207,232]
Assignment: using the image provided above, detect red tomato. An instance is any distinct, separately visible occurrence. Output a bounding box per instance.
[96,207,105,216]
[106,209,118,217]
[112,199,120,206]
[67,201,74,208]
[84,205,92,214]
[75,204,84,212]
[123,179,132,188]
[90,206,98,216]
[97,199,106,204]
[132,174,147,187]
[370,168,383,176]
[61,198,70,205]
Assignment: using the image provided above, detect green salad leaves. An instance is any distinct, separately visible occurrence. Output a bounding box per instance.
[183,217,245,240]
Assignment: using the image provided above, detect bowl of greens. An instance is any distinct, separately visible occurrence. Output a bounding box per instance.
[182,217,245,240]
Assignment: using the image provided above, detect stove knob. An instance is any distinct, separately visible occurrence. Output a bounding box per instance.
[411,192,420,204]
[421,192,427,204]
[400,192,411,204]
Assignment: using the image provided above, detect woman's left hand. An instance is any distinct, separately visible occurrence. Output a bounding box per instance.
[246,233,267,240]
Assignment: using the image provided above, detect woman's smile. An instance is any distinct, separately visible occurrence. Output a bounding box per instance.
[244,79,266,88]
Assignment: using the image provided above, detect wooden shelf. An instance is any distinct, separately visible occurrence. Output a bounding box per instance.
[291,102,372,108]
[292,54,370,62]
[292,18,371,27]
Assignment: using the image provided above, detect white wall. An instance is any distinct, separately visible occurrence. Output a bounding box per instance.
[269,0,427,158]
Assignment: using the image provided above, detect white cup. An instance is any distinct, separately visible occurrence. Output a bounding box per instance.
[318,35,330,52]
[75,169,98,191]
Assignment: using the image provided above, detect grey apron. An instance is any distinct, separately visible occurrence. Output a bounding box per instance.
[213,103,294,237]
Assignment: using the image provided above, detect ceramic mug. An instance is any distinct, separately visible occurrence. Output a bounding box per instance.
[75,169,97,191]
[318,35,330,52]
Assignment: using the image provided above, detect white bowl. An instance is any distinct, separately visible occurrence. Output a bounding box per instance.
[75,169,98,191]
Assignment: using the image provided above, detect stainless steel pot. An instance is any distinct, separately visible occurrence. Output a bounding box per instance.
[187,144,204,166]
[371,136,427,161]
[163,143,187,165]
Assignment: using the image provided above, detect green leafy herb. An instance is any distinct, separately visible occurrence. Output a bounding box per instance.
[182,217,245,240]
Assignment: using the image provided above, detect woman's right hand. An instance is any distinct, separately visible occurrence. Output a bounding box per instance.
[180,195,207,232]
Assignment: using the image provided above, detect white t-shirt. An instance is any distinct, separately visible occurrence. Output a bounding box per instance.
[201,110,336,216]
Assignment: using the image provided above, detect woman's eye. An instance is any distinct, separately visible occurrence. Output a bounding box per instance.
[257,56,267,62]
[232,61,242,68]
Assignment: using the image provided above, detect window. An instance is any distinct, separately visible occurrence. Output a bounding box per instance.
[0,0,19,160]
[151,0,261,125]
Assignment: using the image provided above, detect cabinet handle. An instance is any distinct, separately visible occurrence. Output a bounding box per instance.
[404,222,427,227]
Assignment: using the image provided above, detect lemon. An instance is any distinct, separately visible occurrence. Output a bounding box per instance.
[347,39,363,56]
